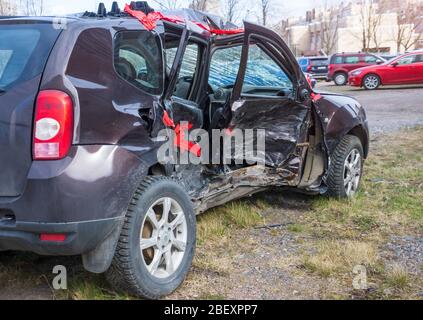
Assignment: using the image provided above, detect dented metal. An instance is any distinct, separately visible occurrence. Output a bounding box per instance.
[125,14,370,213]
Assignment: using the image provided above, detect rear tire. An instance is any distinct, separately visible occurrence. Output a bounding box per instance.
[326,135,364,198]
[106,176,196,299]
[334,72,347,86]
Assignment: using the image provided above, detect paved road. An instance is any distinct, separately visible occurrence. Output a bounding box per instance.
[316,82,423,136]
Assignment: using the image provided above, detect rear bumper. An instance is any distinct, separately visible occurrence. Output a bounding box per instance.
[0,144,154,255]
[0,217,123,255]
[309,73,328,80]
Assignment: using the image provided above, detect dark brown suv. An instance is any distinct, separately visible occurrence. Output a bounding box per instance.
[0,2,369,298]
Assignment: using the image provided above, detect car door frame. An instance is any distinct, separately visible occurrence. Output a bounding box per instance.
[221,22,313,177]
[150,22,208,138]
[231,22,308,103]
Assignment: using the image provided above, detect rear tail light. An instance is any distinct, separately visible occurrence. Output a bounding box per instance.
[33,90,73,160]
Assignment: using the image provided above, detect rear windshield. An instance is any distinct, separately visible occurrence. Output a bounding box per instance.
[0,23,60,90]
[310,58,328,66]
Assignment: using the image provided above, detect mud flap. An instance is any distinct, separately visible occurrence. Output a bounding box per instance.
[82,219,124,274]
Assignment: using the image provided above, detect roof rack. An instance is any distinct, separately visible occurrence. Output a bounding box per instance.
[82,1,154,18]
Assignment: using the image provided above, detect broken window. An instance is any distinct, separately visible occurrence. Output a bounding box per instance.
[242,45,293,95]
[208,45,242,90]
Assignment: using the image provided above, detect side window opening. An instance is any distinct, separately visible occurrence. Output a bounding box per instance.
[114,31,163,95]
[165,42,200,101]
[345,56,360,64]
[364,55,377,63]
[396,55,416,65]
[208,45,242,91]
[242,44,293,97]
[331,56,343,64]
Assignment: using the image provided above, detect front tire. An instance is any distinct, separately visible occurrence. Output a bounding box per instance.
[106,176,196,299]
[326,135,364,198]
[363,74,380,90]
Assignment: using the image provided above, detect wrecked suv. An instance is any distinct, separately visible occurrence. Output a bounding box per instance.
[0,2,369,299]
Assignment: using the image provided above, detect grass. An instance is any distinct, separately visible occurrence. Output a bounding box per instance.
[302,240,378,278]
[1,127,422,300]
[297,126,423,298]
[384,264,410,290]
[197,200,265,245]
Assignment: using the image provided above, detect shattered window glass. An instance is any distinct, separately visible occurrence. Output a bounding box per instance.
[208,45,242,90]
[243,45,293,92]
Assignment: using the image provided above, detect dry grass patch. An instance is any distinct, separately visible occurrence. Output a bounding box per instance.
[197,200,265,244]
[384,264,410,290]
[302,240,378,278]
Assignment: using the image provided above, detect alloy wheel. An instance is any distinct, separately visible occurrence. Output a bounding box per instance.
[364,75,379,89]
[343,148,362,197]
[140,197,187,279]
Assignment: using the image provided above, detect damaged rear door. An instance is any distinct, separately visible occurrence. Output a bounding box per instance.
[227,22,312,182]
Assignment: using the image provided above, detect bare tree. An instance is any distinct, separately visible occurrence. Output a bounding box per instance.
[259,0,271,26]
[393,2,423,52]
[348,0,384,52]
[272,19,290,42]
[318,3,347,54]
[152,0,184,10]
[189,0,207,11]
[20,0,44,16]
[0,0,17,15]
[223,0,240,23]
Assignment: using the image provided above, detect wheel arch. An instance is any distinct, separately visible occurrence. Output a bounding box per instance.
[347,125,369,159]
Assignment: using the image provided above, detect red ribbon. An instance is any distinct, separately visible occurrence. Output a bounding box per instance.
[162,111,201,157]
[124,4,244,35]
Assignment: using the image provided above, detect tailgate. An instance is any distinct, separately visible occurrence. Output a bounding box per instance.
[0,21,61,197]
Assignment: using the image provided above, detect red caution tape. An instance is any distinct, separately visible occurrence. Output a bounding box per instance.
[162,111,201,157]
[124,4,244,35]
[162,110,175,128]
[311,92,322,102]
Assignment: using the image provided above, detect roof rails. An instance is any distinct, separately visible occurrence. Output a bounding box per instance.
[82,1,154,18]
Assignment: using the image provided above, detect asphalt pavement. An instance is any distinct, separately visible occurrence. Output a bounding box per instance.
[317,82,423,136]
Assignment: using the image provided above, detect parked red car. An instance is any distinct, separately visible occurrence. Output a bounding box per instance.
[348,51,423,90]
[328,53,385,85]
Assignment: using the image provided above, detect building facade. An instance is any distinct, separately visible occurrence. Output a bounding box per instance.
[285,0,423,56]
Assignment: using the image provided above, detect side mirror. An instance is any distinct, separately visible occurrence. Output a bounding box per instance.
[299,88,310,101]
[376,59,383,64]
[391,62,398,67]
